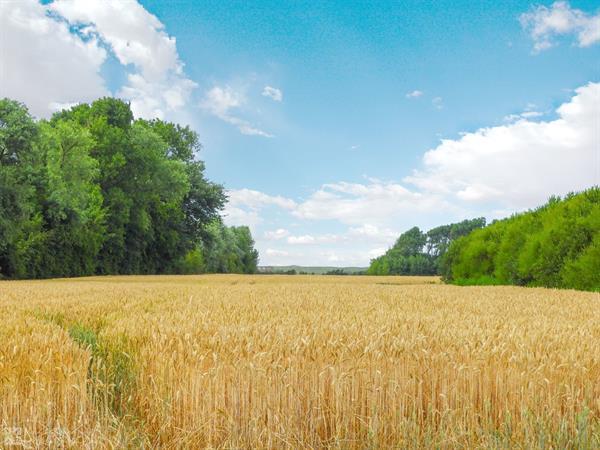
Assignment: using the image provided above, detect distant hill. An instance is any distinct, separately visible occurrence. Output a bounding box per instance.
[258,265,367,275]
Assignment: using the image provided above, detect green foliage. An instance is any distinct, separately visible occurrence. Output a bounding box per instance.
[367,218,486,275]
[443,188,599,291]
[177,248,206,274]
[0,97,257,278]
[202,221,259,274]
[0,99,42,277]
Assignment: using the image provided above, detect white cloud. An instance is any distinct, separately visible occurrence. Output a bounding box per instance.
[200,86,243,117]
[262,86,283,102]
[49,0,197,119]
[322,251,342,263]
[49,101,82,113]
[406,90,424,98]
[406,82,600,209]
[201,86,273,137]
[0,0,195,119]
[292,181,449,226]
[0,0,108,118]
[432,97,444,110]
[286,234,343,245]
[227,188,297,210]
[226,184,431,264]
[287,235,316,245]
[503,103,545,122]
[503,110,544,122]
[264,229,290,240]
[221,206,262,230]
[222,188,297,230]
[368,247,387,258]
[348,224,398,243]
[521,110,544,118]
[118,73,197,120]
[50,0,177,80]
[520,1,600,52]
[265,249,289,257]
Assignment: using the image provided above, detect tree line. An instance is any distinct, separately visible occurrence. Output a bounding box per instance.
[442,188,599,291]
[0,97,258,279]
[367,218,486,275]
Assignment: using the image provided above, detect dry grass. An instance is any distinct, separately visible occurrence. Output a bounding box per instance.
[1,274,599,449]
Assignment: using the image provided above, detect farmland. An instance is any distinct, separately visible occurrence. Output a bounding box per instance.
[1,275,599,448]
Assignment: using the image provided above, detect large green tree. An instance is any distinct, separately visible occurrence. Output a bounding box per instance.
[0,97,257,278]
[35,120,105,277]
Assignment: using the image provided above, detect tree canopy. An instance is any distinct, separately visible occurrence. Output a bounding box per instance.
[442,188,599,291]
[367,218,486,275]
[0,97,258,278]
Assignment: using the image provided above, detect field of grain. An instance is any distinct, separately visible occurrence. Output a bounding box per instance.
[1,275,599,448]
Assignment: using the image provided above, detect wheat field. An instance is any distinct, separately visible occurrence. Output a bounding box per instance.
[1,275,599,449]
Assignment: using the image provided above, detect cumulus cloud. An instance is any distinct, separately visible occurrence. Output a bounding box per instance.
[292,180,449,226]
[49,0,197,119]
[201,86,274,137]
[406,90,424,98]
[262,86,283,102]
[406,82,600,209]
[520,1,600,51]
[0,0,196,119]
[0,0,109,117]
[118,73,197,120]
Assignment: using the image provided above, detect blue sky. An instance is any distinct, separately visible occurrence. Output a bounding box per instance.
[2,0,599,265]
[143,0,597,191]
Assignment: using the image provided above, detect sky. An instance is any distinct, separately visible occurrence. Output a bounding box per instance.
[1,0,599,266]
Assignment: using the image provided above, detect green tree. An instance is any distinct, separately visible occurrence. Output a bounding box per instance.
[0,99,42,277]
[0,97,257,279]
[443,188,599,291]
[368,219,485,276]
[35,120,105,276]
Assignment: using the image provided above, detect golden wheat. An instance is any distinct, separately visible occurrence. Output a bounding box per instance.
[1,275,599,448]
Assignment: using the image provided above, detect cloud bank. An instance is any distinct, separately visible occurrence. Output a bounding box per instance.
[406,82,599,209]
